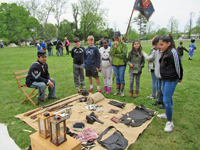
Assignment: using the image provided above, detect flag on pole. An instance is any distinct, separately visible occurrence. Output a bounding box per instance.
[134,0,155,21]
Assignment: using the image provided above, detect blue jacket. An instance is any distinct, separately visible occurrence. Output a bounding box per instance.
[37,44,41,50]
[188,43,196,56]
[41,42,46,49]
[84,45,100,69]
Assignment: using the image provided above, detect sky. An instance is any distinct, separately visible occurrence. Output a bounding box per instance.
[1,0,200,34]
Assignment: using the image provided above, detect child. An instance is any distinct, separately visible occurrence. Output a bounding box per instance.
[84,35,101,93]
[157,36,183,132]
[71,37,86,89]
[176,41,189,61]
[41,40,46,51]
[142,36,160,99]
[127,40,145,98]
[151,40,165,109]
[37,41,41,51]
[99,39,112,94]
[188,38,196,60]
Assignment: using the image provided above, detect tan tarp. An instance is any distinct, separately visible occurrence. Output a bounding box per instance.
[15,93,156,150]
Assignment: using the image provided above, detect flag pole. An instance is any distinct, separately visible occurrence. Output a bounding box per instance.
[124,0,137,42]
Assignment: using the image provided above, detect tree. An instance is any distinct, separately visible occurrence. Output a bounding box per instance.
[36,0,56,25]
[71,3,79,33]
[133,13,147,40]
[167,16,179,38]
[44,23,57,40]
[146,21,154,35]
[185,12,194,39]
[156,28,168,36]
[0,3,31,45]
[59,19,74,42]
[127,29,139,41]
[78,0,108,41]
[53,0,69,37]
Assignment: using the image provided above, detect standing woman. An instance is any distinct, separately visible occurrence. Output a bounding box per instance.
[109,31,128,96]
[64,37,70,55]
[157,36,183,132]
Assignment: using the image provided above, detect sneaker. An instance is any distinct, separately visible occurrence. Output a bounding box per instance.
[97,89,101,93]
[152,101,163,106]
[81,85,86,89]
[159,104,165,109]
[76,87,79,90]
[103,86,108,92]
[106,88,111,94]
[164,121,174,132]
[157,113,167,119]
[88,88,93,92]
[147,94,156,99]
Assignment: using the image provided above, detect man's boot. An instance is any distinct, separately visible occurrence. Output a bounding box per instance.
[128,90,133,97]
[36,98,44,105]
[133,90,139,98]
[114,83,120,95]
[121,84,125,96]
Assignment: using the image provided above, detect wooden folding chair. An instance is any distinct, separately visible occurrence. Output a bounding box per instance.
[13,69,38,107]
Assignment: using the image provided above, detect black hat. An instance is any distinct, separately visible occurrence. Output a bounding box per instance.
[113,31,121,37]
[37,50,47,57]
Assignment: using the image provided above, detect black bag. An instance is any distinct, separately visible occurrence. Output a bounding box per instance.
[97,126,128,150]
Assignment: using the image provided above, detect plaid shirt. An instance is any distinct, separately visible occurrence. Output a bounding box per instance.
[75,127,99,142]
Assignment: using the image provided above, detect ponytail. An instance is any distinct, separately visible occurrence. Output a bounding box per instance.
[159,36,175,67]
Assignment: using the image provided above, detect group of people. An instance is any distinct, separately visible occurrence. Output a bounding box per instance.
[27,31,196,133]
[36,37,70,57]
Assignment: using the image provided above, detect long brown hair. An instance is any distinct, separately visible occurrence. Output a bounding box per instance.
[159,36,174,67]
[130,40,142,57]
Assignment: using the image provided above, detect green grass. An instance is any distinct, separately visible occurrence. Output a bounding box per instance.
[0,41,200,149]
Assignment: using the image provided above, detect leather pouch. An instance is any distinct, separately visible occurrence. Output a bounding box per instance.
[111,116,120,123]
[97,126,128,150]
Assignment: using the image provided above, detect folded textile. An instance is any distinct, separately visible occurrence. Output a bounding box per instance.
[75,127,99,143]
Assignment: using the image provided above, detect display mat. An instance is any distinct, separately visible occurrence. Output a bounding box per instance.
[15,93,157,150]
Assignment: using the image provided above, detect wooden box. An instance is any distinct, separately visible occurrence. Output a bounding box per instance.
[30,132,81,150]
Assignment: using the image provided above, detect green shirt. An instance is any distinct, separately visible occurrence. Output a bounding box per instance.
[109,41,128,66]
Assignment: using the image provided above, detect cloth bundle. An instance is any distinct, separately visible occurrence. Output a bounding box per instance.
[120,104,156,127]
[108,100,126,108]
[87,92,105,104]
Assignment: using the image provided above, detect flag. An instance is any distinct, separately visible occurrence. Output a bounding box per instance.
[134,0,155,21]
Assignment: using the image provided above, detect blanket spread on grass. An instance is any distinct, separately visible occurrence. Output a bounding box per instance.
[15,93,156,150]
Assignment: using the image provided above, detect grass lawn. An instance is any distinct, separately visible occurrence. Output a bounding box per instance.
[0,40,199,149]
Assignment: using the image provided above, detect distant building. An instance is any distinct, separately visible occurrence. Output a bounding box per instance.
[179,34,200,40]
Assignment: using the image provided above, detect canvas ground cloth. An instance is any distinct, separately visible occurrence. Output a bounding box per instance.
[0,124,21,150]
[15,93,156,150]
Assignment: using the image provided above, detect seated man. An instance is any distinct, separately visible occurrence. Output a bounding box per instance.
[26,50,59,105]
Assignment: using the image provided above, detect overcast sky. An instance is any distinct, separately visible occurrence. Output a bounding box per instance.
[1,0,200,34]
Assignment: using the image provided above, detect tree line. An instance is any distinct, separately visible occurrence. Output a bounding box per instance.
[0,0,200,46]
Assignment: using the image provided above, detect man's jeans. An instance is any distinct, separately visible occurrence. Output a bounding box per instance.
[56,48,62,56]
[47,48,52,56]
[163,79,179,121]
[30,78,56,101]
[112,66,126,84]
[151,71,158,96]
